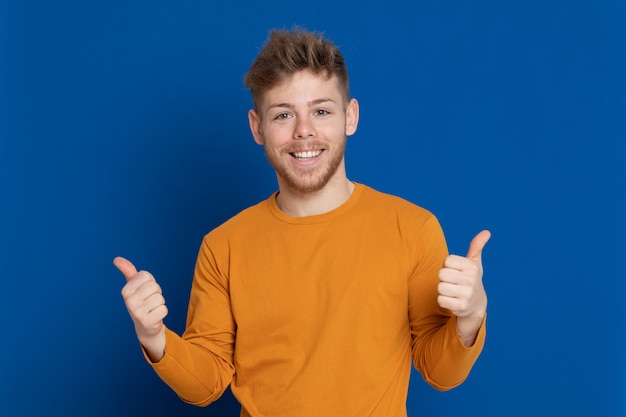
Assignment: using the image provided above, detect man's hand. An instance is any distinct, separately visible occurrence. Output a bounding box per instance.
[114,256,168,362]
[437,230,491,347]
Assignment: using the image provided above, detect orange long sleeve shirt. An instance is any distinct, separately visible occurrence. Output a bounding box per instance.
[148,183,486,416]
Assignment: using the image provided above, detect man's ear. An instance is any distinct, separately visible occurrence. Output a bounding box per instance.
[248,109,265,145]
[345,98,359,137]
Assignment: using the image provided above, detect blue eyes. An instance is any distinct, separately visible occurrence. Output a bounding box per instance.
[274,110,330,120]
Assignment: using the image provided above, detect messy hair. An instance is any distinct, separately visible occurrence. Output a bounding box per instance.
[243,27,350,109]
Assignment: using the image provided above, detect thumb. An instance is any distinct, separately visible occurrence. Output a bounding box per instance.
[113,256,138,282]
[466,230,491,260]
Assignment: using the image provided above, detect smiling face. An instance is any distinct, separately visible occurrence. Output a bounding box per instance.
[248,70,359,195]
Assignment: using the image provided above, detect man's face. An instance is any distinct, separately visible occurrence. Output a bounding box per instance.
[248,70,359,194]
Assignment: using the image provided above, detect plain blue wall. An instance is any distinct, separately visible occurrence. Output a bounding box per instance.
[1,1,624,416]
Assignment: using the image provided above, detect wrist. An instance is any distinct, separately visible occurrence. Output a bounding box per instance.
[138,327,166,363]
[456,314,485,348]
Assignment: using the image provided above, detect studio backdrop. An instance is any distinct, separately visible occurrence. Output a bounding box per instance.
[1,1,624,416]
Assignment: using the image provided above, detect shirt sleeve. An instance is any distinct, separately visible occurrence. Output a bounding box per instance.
[408,215,486,391]
[145,235,236,406]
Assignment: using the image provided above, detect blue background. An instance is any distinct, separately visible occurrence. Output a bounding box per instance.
[1,1,624,416]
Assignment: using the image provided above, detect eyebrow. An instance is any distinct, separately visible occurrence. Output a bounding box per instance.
[267,98,337,110]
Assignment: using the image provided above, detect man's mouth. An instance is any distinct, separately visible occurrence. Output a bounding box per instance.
[291,150,323,160]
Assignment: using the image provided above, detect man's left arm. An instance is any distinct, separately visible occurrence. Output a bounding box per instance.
[409,221,491,391]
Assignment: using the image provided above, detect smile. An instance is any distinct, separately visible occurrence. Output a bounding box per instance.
[291,150,322,160]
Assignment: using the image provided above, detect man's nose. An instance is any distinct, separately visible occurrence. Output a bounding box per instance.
[293,115,316,139]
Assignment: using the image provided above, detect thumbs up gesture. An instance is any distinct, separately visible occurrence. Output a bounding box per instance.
[438,230,491,346]
[114,256,168,361]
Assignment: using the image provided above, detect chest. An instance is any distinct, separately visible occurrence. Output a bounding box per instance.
[228,221,412,343]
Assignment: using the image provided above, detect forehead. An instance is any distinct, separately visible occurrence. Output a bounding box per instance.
[258,70,343,109]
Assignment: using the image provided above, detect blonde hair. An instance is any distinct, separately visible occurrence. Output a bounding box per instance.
[244,27,350,109]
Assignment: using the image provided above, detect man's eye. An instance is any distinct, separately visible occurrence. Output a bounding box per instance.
[315,109,329,116]
[275,113,291,120]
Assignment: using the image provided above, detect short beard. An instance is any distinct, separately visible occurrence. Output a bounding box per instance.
[264,138,347,194]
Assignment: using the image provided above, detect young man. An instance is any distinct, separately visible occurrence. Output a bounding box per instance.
[115,28,490,417]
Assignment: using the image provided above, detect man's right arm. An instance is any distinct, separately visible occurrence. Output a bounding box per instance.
[113,253,235,406]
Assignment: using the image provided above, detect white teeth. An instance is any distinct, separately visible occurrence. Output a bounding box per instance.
[293,150,321,159]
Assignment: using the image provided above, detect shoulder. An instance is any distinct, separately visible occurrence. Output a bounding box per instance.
[357,183,437,223]
[355,183,448,261]
[203,194,275,244]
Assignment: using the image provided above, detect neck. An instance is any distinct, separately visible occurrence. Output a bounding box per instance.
[276,177,355,218]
